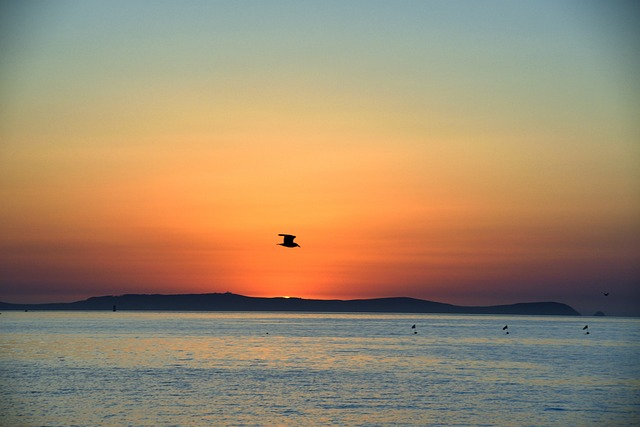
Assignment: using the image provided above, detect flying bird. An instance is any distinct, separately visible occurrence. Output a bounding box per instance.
[277,234,300,248]
[582,325,588,330]
[603,292,609,296]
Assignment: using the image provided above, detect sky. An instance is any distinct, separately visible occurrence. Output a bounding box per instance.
[1,1,639,316]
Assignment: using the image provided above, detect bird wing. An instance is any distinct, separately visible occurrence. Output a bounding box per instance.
[279,234,296,244]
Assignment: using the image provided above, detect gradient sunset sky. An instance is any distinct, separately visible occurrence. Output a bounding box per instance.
[1,1,638,315]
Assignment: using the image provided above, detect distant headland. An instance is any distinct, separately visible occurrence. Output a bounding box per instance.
[0,292,581,316]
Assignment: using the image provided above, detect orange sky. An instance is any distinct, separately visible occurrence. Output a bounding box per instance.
[1,1,639,315]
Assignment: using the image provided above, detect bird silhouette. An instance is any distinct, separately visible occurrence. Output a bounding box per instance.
[603,292,609,296]
[277,234,300,248]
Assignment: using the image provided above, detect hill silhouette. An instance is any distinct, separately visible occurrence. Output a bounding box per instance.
[0,292,580,315]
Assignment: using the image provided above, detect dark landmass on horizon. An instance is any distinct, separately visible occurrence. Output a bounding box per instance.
[0,293,581,316]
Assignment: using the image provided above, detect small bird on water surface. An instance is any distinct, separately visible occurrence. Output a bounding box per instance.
[277,234,300,248]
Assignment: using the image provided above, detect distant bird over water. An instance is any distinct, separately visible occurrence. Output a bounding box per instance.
[277,234,300,248]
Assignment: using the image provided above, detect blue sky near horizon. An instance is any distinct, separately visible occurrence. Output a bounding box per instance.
[1,1,639,315]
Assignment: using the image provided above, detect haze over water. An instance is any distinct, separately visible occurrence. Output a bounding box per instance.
[1,312,638,426]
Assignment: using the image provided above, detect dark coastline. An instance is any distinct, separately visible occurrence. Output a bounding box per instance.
[0,292,581,316]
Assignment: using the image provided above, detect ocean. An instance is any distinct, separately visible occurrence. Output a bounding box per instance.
[1,311,638,426]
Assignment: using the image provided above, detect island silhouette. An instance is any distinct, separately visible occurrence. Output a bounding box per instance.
[0,292,581,315]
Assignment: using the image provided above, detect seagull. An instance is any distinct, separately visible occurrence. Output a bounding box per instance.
[277,234,300,248]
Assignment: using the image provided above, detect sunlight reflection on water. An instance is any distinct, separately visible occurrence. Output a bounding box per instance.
[1,312,639,426]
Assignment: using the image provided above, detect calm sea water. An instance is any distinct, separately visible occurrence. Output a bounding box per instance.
[1,311,638,427]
